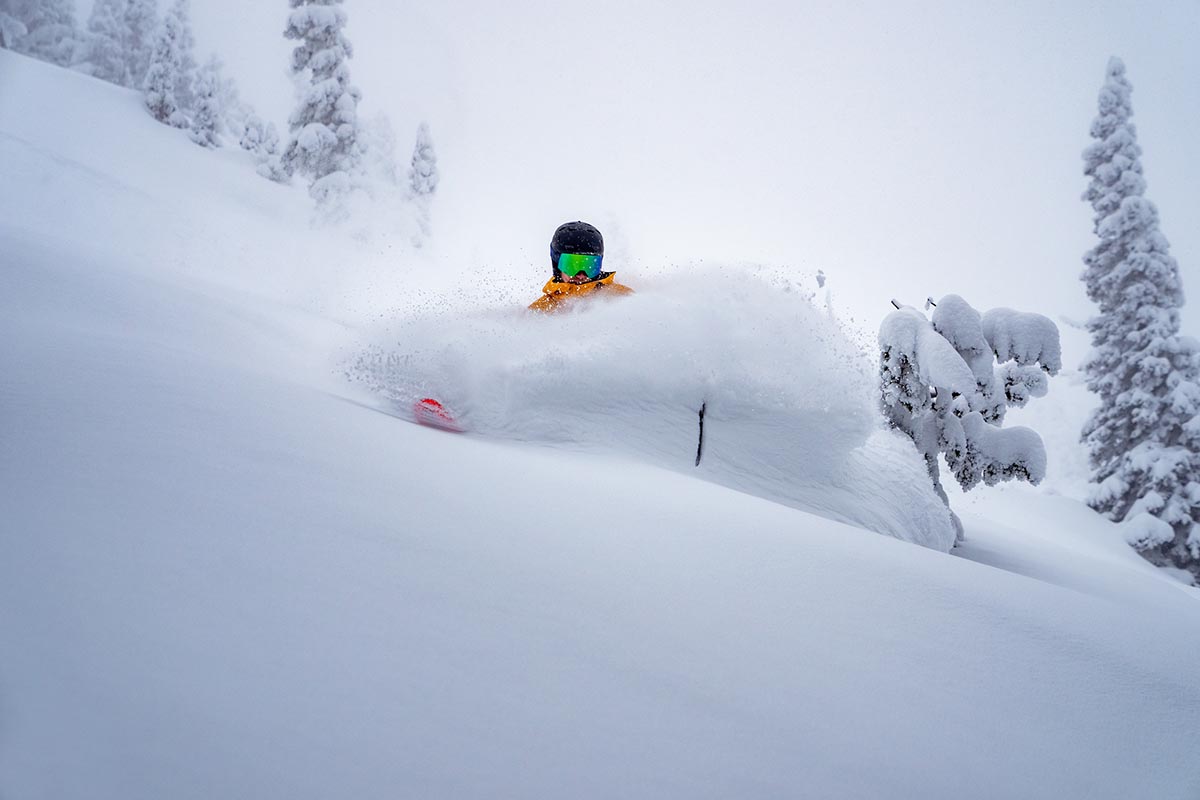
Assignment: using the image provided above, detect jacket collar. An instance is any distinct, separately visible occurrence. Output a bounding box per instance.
[541,272,617,296]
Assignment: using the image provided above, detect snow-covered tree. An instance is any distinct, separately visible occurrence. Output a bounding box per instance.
[74,0,158,87]
[122,0,157,85]
[218,79,244,131]
[280,0,363,208]
[80,0,130,85]
[166,0,196,110]
[240,113,288,182]
[1079,57,1200,581]
[188,57,223,148]
[258,141,290,184]
[209,57,255,141]
[408,121,438,197]
[0,9,27,50]
[142,1,187,127]
[358,112,400,186]
[407,121,438,244]
[243,117,285,181]
[880,295,1061,540]
[0,0,79,66]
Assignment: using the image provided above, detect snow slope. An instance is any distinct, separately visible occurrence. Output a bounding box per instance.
[2,51,1199,799]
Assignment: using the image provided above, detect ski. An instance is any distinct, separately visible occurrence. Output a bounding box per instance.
[413,397,464,433]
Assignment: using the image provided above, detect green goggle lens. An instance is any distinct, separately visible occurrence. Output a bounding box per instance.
[557,252,603,279]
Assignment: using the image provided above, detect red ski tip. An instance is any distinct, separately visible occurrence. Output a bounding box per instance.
[413,398,463,432]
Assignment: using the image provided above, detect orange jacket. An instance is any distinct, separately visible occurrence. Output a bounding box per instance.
[528,273,635,313]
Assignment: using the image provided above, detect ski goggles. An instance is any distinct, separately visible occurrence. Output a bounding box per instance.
[557,252,603,280]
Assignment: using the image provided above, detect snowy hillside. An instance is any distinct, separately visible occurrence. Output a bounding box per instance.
[3,50,1200,800]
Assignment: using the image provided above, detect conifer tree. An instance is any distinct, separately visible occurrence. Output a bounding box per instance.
[408,122,438,198]
[359,112,400,186]
[1080,57,1200,581]
[0,8,27,50]
[0,0,79,66]
[81,0,131,85]
[240,114,269,152]
[240,113,288,182]
[209,57,253,141]
[880,295,1060,542]
[166,0,196,110]
[408,121,438,243]
[188,58,224,148]
[122,0,157,85]
[280,0,363,208]
[142,1,187,127]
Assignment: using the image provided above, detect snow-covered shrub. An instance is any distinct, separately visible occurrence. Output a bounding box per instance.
[408,121,438,245]
[1079,57,1200,581]
[142,1,187,128]
[880,295,1060,540]
[280,0,363,211]
[187,58,223,148]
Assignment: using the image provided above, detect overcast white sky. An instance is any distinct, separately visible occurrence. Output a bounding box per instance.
[77,0,1200,331]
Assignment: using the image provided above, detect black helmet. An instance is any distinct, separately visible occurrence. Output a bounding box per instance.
[550,221,603,274]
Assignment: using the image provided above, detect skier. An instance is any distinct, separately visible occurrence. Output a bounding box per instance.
[529,221,634,313]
